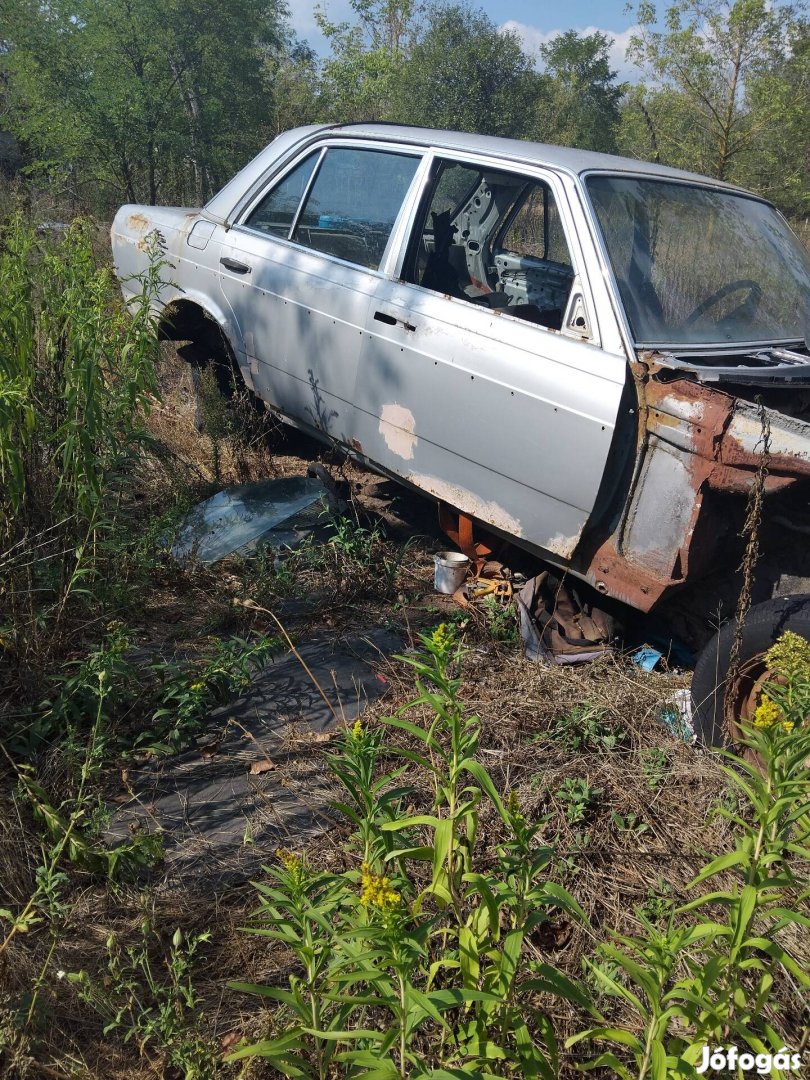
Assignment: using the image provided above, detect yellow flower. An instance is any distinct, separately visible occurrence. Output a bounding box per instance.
[765,631,810,680]
[753,697,783,729]
[351,719,363,740]
[507,789,524,821]
[189,681,205,692]
[782,720,795,733]
[359,862,400,910]
[275,848,303,876]
[430,623,454,656]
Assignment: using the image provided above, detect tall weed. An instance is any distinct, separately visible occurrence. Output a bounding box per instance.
[0,213,165,672]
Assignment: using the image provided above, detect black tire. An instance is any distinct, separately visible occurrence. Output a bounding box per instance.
[691,593,810,745]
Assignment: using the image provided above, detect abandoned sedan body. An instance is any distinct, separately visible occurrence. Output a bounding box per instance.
[112,124,810,734]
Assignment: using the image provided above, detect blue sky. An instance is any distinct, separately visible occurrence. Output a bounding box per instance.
[287,0,643,79]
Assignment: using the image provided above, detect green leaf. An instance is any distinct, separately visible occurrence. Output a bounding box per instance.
[540,881,588,923]
[224,1028,307,1062]
[302,1027,386,1041]
[459,925,480,988]
[433,816,453,884]
[227,982,299,1007]
[572,1050,633,1078]
[459,759,508,821]
[521,964,601,1017]
[380,815,442,832]
[382,713,439,747]
[731,883,757,952]
[567,1026,643,1052]
[688,848,748,887]
[404,985,453,1035]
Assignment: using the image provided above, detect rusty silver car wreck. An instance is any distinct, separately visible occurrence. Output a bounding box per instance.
[111,123,810,741]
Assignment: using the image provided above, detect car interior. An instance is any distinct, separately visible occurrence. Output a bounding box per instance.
[406,160,575,330]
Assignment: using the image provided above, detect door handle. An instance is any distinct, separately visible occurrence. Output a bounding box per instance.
[220,257,251,274]
[374,309,416,332]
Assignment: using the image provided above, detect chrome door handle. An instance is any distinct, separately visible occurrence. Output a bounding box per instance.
[220,257,251,274]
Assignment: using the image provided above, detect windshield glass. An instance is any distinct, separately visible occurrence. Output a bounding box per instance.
[587,175,810,348]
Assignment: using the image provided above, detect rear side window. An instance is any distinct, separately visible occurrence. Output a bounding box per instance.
[246,151,319,237]
[292,147,420,270]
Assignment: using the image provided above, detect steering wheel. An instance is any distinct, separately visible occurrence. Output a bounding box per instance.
[683,279,762,329]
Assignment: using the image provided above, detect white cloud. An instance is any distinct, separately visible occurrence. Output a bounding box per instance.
[500,21,641,82]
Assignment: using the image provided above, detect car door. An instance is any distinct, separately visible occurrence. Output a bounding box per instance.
[218,143,422,442]
[354,154,627,561]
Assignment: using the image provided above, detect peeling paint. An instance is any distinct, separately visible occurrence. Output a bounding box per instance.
[408,472,523,537]
[726,405,810,466]
[379,403,417,460]
[547,530,584,560]
[658,395,705,423]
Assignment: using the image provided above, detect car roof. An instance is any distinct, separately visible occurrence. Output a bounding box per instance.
[339,122,748,190]
[205,121,753,221]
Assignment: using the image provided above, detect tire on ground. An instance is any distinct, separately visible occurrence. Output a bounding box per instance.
[691,593,810,745]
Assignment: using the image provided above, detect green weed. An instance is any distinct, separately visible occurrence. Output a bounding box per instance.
[640,746,670,791]
[569,711,810,1075]
[69,922,217,1079]
[230,625,593,1077]
[0,214,165,675]
[556,777,603,826]
[546,704,621,752]
[611,811,650,837]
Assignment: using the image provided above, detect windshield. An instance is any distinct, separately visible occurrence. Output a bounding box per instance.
[587,175,810,348]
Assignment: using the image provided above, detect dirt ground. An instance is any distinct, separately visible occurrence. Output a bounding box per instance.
[1,348,807,1079]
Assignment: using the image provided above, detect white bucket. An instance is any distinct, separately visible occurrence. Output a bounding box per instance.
[433,551,471,594]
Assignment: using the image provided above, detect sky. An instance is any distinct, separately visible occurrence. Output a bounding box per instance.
[287,0,643,79]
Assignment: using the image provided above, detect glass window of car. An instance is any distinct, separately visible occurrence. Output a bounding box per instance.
[291,147,421,270]
[245,151,320,237]
[587,175,810,346]
[406,158,575,330]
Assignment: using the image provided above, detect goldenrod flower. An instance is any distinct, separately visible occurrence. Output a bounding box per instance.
[431,623,451,649]
[351,719,363,740]
[765,631,810,680]
[753,698,783,729]
[275,848,303,876]
[189,681,205,692]
[359,862,400,909]
[507,790,524,821]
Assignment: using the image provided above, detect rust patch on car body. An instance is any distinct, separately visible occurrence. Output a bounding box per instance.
[575,354,810,612]
[127,212,150,233]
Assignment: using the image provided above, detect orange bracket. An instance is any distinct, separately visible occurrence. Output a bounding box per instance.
[437,503,492,571]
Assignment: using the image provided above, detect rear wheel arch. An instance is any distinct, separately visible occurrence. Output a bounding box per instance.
[159,299,242,397]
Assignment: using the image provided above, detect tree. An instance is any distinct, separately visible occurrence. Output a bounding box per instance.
[740,20,810,216]
[625,0,802,181]
[264,37,324,136]
[315,0,420,122]
[0,0,287,209]
[534,30,624,152]
[395,3,537,137]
